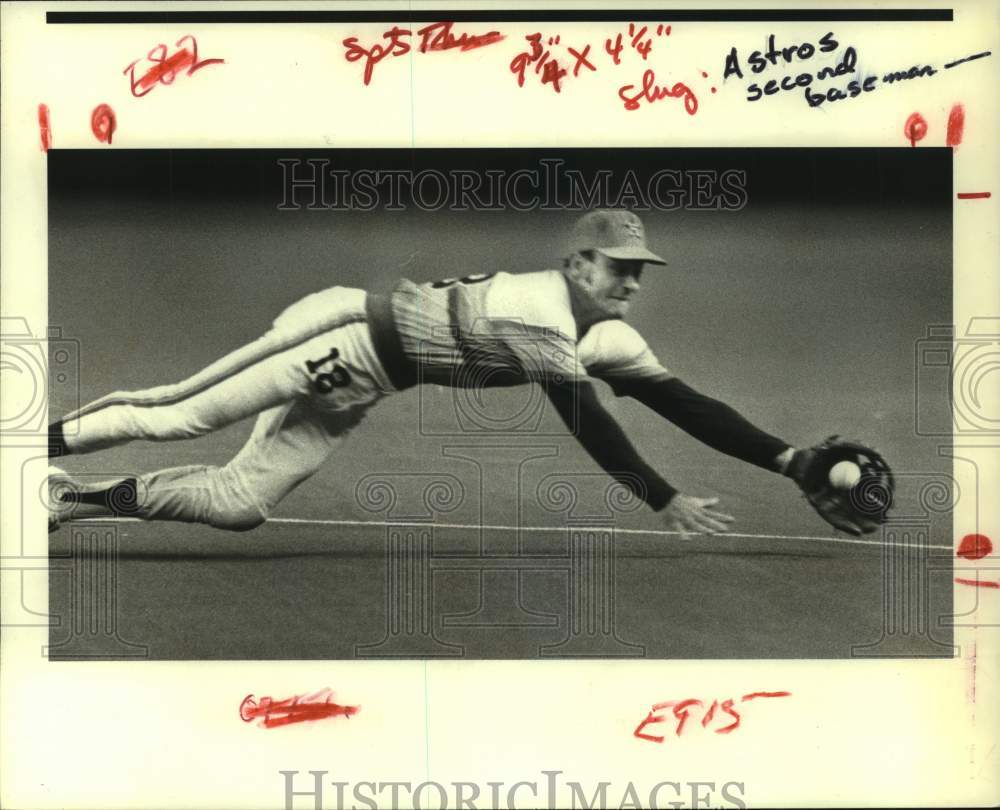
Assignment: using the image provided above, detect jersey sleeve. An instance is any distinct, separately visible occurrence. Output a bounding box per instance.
[578,320,672,389]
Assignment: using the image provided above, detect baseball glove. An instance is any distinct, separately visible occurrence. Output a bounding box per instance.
[787,436,894,535]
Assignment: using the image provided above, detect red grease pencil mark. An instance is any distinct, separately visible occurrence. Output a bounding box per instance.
[343,23,503,86]
[957,192,992,199]
[715,699,741,734]
[510,33,569,92]
[343,26,411,86]
[741,690,793,701]
[567,44,597,77]
[240,688,359,729]
[904,112,928,147]
[633,703,670,742]
[415,21,504,54]
[627,23,653,59]
[671,699,703,735]
[37,104,52,152]
[124,35,224,98]
[955,577,1000,589]
[618,69,698,114]
[957,534,993,560]
[633,690,790,742]
[701,700,718,727]
[947,104,965,148]
[90,104,116,144]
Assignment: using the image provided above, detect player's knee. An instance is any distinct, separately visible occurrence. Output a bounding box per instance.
[205,470,269,532]
[208,500,268,532]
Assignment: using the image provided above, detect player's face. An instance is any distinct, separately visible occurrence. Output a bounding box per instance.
[575,251,644,318]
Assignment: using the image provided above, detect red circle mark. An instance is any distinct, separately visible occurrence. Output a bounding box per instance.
[711,86,717,93]
[957,533,992,560]
[91,103,117,145]
[701,70,708,78]
[904,112,928,147]
[37,104,52,153]
[947,104,966,148]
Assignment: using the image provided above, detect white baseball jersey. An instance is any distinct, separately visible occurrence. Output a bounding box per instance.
[366,269,672,391]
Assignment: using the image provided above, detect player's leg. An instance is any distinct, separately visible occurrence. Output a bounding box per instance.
[50,399,371,531]
[48,294,391,531]
[48,287,372,458]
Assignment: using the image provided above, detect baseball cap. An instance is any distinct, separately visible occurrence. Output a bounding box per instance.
[566,210,667,265]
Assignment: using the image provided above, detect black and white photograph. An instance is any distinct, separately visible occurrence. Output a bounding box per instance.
[2,3,997,808]
[46,147,953,659]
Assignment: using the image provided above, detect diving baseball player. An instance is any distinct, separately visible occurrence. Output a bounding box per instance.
[47,210,893,537]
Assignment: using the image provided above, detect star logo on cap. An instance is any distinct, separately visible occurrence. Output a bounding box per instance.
[623,220,643,240]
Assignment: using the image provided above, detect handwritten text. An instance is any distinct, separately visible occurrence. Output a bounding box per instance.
[634,691,791,742]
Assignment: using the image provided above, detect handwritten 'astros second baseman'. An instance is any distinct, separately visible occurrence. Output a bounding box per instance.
[46,209,892,538]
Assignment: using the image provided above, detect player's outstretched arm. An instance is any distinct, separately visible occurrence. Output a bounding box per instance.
[611,377,896,535]
[545,377,734,535]
[611,376,793,474]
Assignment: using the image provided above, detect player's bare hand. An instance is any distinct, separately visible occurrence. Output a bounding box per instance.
[662,495,735,537]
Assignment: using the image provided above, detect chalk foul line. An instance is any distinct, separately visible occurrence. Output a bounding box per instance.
[81,516,952,551]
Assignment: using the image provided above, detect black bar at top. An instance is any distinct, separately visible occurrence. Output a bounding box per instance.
[46,9,954,24]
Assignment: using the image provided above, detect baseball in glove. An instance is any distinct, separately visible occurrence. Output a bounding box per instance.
[786,436,894,535]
